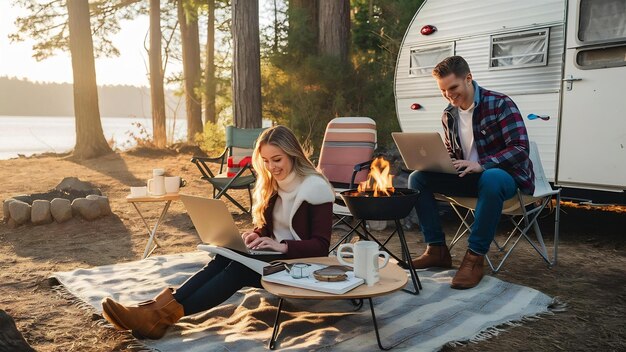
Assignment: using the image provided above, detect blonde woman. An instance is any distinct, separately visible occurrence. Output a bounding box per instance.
[101,125,335,339]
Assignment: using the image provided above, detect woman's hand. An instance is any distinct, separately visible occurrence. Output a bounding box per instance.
[241,231,259,246]
[245,235,288,253]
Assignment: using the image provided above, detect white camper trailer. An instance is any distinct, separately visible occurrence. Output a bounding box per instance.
[394,0,626,202]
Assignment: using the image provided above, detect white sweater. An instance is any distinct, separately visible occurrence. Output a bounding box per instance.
[272,172,335,241]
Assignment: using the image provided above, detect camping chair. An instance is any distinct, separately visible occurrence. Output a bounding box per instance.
[316,117,377,252]
[191,126,266,214]
[435,141,561,273]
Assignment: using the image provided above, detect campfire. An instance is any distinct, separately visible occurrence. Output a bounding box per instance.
[340,157,419,221]
[356,157,395,196]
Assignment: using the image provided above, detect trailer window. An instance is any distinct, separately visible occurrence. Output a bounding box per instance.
[489,29,549,69]
[576,44,626,69]
[578,0,626,43]
[409,44,454,77]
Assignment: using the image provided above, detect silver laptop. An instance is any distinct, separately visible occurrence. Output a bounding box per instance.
[392,132,458,174]
[180,194,281,255]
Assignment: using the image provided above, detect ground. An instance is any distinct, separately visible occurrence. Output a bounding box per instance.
[0,150,624,351]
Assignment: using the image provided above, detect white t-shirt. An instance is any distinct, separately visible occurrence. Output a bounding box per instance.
[458,103,479,162]
[272,171,302,242]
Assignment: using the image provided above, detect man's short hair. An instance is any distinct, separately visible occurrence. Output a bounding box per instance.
[432,56,471,79]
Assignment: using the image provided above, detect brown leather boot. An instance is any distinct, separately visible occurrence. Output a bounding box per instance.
[451,250,485,289]
[411,244,452,269]
[101,288,184,339]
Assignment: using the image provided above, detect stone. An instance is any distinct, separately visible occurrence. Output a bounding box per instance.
[31,200,53,225]
[3,199,14,223]
[86,195,112,215]
[8,200,31,225]
[7,218,18,229]
[50,198,73,223]
[11,194,33,205]
[55,177,102,195]
[0,310,36,352]
[71,198,101,220]
[367,220,388,231]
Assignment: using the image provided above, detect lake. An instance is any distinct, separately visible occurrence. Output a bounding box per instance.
[0,115,188,160]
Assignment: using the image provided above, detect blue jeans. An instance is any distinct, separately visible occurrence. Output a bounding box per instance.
[408,169,517,255]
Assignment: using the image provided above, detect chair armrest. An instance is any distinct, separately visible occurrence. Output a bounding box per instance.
[191,149,228,176]
[191,148,227,164]
[350,159,374,189]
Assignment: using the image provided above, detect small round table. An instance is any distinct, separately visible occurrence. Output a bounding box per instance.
[262,257,408,350]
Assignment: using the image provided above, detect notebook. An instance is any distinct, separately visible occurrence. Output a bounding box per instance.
[392,132,458,174]
[180,194,281,255]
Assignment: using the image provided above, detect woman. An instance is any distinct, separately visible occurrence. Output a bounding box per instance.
[101,125,335,339]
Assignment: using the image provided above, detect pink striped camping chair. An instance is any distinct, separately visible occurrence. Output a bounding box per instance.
[318,117,377,190]
[318,117,377,252]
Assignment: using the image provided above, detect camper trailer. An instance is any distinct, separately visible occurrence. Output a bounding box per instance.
[394,0,626,203]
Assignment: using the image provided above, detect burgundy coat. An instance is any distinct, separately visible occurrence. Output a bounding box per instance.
[253,193,333,259]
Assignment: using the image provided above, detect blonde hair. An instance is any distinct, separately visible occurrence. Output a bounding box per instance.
[251,125,328,228]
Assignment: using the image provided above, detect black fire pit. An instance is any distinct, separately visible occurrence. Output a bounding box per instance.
[336,187,422,295]
[339,188,419,221]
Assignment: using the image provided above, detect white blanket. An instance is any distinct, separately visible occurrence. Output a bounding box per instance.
[52,251,559,351]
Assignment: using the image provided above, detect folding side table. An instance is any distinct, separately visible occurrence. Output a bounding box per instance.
[126,194,179,259]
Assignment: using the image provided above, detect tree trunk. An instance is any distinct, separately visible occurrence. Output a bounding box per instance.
[231,0,262,128]
[288,0,318,58]
[66,0,112,159]
[318,0,350,62]
[203,0,216,124]
[178,0,203,141]
[150,0,167,148]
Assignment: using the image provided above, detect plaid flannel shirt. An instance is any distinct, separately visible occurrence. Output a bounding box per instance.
[442,81,535,195]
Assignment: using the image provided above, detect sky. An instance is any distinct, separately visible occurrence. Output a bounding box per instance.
[0,2,276,88]
[0,2,171,87]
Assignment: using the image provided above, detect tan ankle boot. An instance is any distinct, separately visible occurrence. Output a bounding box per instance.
[451,250,484,289]
[101,288,184,339]
[411,244,452,269]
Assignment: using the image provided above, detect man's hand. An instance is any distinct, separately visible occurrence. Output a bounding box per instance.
[452,159,484,177]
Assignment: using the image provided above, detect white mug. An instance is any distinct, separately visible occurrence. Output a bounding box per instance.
[147,174,165,196]
[164,176,181,194]
[336,241,390,286]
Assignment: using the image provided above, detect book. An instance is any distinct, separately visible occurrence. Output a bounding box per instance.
[197,244,268,275]
[262,264,364,295]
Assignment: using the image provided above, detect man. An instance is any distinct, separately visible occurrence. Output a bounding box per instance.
[409,56,534,289]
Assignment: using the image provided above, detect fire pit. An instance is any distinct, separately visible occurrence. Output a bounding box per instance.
[335,158,422,294]
[340,188,419,221]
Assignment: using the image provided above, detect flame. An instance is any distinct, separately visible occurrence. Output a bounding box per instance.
[357,157,395,196]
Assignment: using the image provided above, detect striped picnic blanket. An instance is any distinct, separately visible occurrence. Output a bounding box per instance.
[52,251,561,351]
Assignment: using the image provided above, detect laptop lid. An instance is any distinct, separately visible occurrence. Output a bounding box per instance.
[180,194,250,253]
[392,132,458,174]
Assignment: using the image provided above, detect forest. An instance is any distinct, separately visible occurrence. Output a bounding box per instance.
[11,0,424,159]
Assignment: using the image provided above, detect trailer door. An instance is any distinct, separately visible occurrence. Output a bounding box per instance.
[557,0,626,190]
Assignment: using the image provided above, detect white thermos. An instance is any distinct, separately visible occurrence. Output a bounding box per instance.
[147,168,166,196]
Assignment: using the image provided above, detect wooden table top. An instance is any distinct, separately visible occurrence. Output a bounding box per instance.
[125,193,180,202]
[262,257,408,300]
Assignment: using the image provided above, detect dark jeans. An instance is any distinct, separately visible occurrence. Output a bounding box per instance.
[172,254,262,316]
[408,168,517,255]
